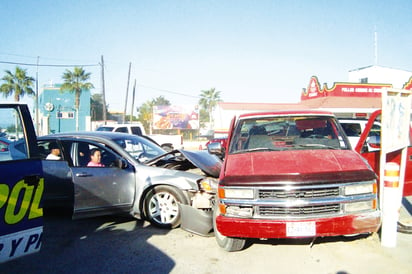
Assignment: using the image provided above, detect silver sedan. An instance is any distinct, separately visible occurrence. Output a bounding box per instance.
[38,131,220,229]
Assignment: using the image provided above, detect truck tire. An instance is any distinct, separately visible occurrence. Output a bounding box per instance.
[143,185,187,229]
[213,206,246,252]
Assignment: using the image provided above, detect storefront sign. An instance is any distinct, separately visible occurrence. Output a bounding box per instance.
[301,76,393,100]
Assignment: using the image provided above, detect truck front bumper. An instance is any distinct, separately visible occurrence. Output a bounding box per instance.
[216,211,381,239]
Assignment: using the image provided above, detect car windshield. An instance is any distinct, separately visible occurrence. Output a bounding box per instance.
[229,115,350,154]
[112,135,166,161]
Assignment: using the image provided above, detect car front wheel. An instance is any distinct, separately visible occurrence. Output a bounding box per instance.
[213,205,246,252]
[143,185,186,229]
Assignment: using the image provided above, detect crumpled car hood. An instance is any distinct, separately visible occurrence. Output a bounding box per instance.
[145,149,222,178]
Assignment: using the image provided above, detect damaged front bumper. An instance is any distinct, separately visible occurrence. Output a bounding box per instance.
[179,191,214,236]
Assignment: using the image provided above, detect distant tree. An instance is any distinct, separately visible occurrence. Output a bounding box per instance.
[0,66,35,101]
[153,96,171,106]
[199,108,209,129]
[137,102,153,133]
[198,88,222,128]
[61,67,94,131]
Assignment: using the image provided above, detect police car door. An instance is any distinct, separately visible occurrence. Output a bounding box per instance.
[0,104,43,263]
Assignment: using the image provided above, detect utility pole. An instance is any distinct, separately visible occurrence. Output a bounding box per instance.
[123,62,131,123]
[130,79,136,123]
[101,55,107,124]
[35,56,39,134]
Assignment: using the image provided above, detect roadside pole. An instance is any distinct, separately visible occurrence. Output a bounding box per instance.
[380,88,412,247]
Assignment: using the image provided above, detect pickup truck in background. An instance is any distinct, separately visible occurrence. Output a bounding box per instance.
[339,118,381,152]
[96,123,183,151]
[208,110,380,251]
[0,103,44,262]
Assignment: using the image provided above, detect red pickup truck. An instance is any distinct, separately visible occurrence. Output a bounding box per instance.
[210,110,381,251]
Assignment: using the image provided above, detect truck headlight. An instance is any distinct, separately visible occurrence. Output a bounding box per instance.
[226,206,253,217]
[343,200,375,212]
[343,182,376,195]
[218,188,254,199]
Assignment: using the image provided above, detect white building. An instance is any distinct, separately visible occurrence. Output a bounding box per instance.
[348,65,412,88]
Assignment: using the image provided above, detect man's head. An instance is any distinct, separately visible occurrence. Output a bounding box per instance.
[49,142,60,155]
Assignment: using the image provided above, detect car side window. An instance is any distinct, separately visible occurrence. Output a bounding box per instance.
[115,127,128,133]
[72,141,117,167]
[341,123,361,137]
[130,126,142,135]
[0,108,28,161]
[38,140,63,160]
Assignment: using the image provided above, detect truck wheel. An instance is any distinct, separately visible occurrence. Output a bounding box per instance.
[213,206,246,252]
[143,185,186,229]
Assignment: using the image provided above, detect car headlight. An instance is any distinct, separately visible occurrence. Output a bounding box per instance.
[199,178,218,193]
[218,188,254,199]
[343,182,376,196]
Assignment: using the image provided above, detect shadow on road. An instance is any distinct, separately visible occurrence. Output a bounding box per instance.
[0,210,175,273]
[246,233,371,250]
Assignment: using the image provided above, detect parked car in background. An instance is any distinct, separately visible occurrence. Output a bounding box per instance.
[37,131,220,228]
[96,123,183,151]
[0,137,10,151]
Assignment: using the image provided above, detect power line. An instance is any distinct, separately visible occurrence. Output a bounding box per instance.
[138,84,200,99]
[0,60,99,67]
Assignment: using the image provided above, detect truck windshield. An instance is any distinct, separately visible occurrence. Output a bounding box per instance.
[229,115,350,154]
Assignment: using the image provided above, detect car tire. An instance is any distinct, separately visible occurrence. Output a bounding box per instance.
[143,185,186,229]
[213,205,246,252]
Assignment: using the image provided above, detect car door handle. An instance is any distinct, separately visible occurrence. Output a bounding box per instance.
[75,172,92,177]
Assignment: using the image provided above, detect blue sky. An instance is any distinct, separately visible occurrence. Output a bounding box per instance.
[1,0,411,112]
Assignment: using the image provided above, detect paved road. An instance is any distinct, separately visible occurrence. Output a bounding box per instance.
[1,210,411,274]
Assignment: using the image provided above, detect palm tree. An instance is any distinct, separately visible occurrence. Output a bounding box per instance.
[198,88,222,128]
[61,67,94,131]
[0,66,35,101]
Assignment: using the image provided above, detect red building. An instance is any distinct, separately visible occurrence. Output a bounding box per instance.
[213,68,412,133]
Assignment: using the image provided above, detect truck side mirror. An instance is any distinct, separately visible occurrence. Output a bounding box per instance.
[207,142,224,157]
[366,136,381,149]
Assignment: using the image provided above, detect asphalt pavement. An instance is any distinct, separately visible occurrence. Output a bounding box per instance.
[0,208,411,274]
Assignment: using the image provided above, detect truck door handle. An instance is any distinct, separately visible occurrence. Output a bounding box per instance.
[75,172,92,177]
[24,174,41,186]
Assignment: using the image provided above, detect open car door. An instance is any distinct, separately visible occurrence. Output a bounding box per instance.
[67,140,136,219]
[0,104,43,263]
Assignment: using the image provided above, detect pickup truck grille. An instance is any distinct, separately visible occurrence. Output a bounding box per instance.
[259,204,340,216]
[259,187,339,199]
